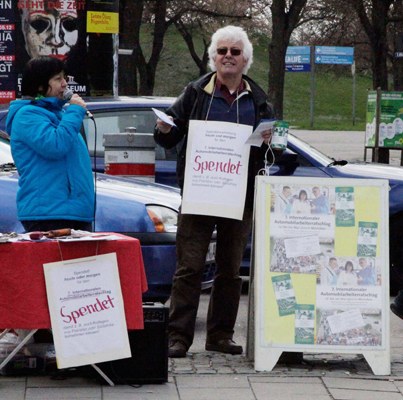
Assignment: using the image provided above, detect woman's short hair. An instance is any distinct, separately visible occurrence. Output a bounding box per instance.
[21,56,65,97]
[345,261,354,271]
[208,25,253,74]
[299,190,307,199]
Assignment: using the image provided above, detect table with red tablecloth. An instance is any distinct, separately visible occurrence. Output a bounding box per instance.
[0,233,148,330]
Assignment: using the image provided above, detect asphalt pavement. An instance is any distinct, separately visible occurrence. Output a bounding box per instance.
[2,129,403,399]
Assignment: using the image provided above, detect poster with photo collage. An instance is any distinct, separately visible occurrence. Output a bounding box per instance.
[253,176,390,375]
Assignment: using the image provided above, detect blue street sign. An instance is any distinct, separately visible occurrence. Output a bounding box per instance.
[285,54,310,64]
[315,46,354,56]
[285,46,311,72]
[286,64,311,72]
[315,46,354,65]
[286,46,311,55]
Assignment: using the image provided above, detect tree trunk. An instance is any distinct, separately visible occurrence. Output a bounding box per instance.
[268,0,308,119]
[118,0,144,95]
[353,0,394,90]
[138,0,168,95]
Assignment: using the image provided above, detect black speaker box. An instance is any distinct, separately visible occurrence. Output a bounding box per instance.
[96,302,168,384]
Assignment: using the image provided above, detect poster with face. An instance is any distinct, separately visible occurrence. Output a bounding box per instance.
[0,0,118,103]
[20,1,80,61]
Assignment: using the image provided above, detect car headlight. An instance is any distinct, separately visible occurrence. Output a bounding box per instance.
[146,205,178,233]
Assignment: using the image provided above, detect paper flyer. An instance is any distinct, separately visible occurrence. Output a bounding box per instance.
[294,304,315,345]
[271,274,296,316]
[245,119,275,147]
[357,221,378,257]
[335,187,355,227]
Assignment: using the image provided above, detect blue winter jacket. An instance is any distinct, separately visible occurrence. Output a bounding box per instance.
[6,97,95,223]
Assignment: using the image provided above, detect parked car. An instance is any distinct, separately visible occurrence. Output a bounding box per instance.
[3,98,403,293]
[0,139,216,303]
[0,97,178,185]
[243,134,403,294]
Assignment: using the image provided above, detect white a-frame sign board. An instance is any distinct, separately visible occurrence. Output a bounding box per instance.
[253,176,390,375]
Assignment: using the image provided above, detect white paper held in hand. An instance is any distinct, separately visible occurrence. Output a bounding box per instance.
[245,119,275,147]
[152,107,176,127]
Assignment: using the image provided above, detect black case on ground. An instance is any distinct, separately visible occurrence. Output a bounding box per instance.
[96,302,168,384]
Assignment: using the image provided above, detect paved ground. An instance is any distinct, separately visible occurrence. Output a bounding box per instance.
[2,129,403,399]
[292,129,402,166]
[1,296,403,399]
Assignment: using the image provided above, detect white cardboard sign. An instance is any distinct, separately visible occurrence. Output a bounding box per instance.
[181,120,252,220]
[43,253,131,369]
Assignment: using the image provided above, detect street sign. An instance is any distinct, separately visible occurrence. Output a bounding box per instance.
[285,46,311,72]
[315,46,354,65]
[285,64,311,72]
[286,46,311,55]
[285,54,310,64]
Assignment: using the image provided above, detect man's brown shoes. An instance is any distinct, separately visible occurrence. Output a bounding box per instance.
[168,340,187,358]
[205,339,243,355]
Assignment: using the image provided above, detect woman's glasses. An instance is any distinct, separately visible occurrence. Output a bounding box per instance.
[216,47,242,56]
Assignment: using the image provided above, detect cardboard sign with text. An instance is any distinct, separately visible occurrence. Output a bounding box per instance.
[182,120,252,220]
[43,253,131,369]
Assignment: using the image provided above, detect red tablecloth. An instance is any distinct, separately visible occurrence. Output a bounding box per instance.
[0,234,148,330]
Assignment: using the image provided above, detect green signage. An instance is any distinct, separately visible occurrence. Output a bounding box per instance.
[366,91,403,148]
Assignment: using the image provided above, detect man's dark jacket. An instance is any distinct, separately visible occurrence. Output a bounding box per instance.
[154,72,274,210]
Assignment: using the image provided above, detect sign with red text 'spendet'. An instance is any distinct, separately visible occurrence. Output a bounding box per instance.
[181,120,252,220]
[43,252,130,369]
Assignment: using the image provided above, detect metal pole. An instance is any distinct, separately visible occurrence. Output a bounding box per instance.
[373,87,381,162]
[310,46,315,128]
[352,62,356,126]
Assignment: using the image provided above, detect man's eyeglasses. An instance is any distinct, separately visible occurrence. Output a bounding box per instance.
[216,47,242,56]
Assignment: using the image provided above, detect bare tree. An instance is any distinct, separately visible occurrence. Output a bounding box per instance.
[388,1,403,90]
[119,0,182,95]
[173,20,209,76]
[119,0,252,95]
[350,0,398,90]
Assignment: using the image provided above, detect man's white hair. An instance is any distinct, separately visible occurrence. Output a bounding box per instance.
[208,25,253,74]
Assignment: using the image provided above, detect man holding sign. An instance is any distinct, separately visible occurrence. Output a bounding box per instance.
[154,25,274,358]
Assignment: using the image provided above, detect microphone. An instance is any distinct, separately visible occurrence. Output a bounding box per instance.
[63,88,94,119]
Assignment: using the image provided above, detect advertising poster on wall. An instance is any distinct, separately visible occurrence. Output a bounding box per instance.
[43,252,131,369]
[253,176,390,375]
[0,0,118,104]
[366,91,403,148]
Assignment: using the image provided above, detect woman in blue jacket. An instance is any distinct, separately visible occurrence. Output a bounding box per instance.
[6,56,94,232]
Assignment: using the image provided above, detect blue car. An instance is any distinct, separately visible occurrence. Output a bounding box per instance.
[0,138,216,303]
[3,97,403,294]
[241,134,403,294]
[0,97,178,185]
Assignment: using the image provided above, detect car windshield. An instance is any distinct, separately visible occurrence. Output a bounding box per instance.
[288,133,336,166]
[83,109,158,156]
